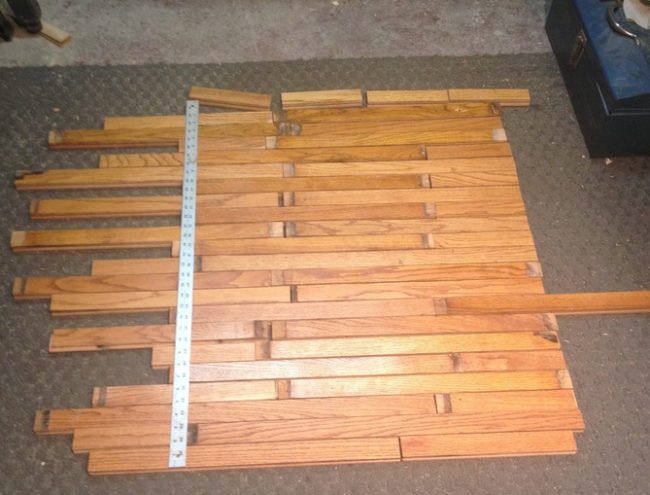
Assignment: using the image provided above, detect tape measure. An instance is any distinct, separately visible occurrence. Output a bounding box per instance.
[168,100,199,467]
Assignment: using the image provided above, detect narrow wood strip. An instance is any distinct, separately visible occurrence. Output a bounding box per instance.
[11,224,274,252]
[277,126,500,148]
[190,298,439,323]
[400,430,576,459]
[282,314,549,338]
[103,111,274,129]
[15,164,283,190]
[195,203,434,225]
[293,157,516,177]
[191,350,565,382]
[36,395,436,434]
[39,21,71,46]
[189,86,271,110]
[30,193,279,219]
[282,89,363,109]
[449,390,578,414]
[91,258,179,276]
[202,246,539,271]
[49,322,255,352]
[87,438,400,474]
[290,370,561,398]
[447,88,531,107]
[99,152,184,167]
[50,287,291,314]
[430,231,535,249]
[425,142,512,159]
[16,271,272,299]
[296,278,545,303]
[434,199,526,217]
[284,103,495,123]
[283,261,540,285]
[92,381,278,408]
[366,90,449,106]
[271,333,559,360]
[441,292,650,316]
[151,341,260,368]
[293,216,531,237]
[192,234,426,256]
[74,410,581,453]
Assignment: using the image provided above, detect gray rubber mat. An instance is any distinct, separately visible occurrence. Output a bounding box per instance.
[0,54,648,495]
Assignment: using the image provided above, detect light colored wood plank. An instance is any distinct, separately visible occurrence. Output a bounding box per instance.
[425,142,512,159]
[103,111,274,129]
[87,438,400,474]
[50,286,291,315]
[91,258,179,276]
[151,341,260,368]
[366,90,449,106]
[290,370,561,398]
[16,271,272,299]
[48,322,255,352]
[441,291,650,316]
[191,350,565,382]
[99,152,184,167]
[448,390,578,414]
[296,278,545,302]
[202,246,539,271]
[189,86,271,110]
[282,89,363,109]
[282,261,540,285]
[191,234,427,256]
[284,103,496,123]
[74,410,581,453]
[35,395,436,434]
[281,314,550,339]
[447,88,531,107]
[400,430,576,459]
[39,21,71,46]
[92,381,278,407]
[430,230,535,248]
[271,333,559,360]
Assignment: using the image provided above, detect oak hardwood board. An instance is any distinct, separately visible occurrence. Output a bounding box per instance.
[425,142,512,159]
[441,292,650,315]
[11,224,276,252]
[103,111,274,129]
[195,203,434,225]
[434,198,527,217]
[87,438,400,474]
[36,395,437,434]
[400,430,576,459]
[295,277,545,302]
[447,88,531,107]
[190,350,565,382]
[92,381,279,407]
[16,271,272,299]
[293,157,517,177]
[282,261,540,285]
[448,390,578,414]
[281,314,551,338]
[292,216,531,237]
[429,230,535,249]
[189,86,271,110]
[270,333,559,360]
[91,258,180,276]
[151,341,262,368]
[49,322,256,352]
[289,370,562,398]
[283,103,496,123]
[201,246,539,271]
[366,90,450,106]
[30,192,279,219]
[15,164,284,190]
[277,127,500,148]
[282,89,363,109]
[191,234,427,256]
[73,410,582,452]
[99,152,184,167]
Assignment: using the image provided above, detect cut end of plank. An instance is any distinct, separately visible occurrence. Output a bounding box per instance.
[557,369,574,389]
[39,21,71,47]
[48,130,63,147]
[492,128,508,142]
[434,393,452,414]
[526,261,543,278]
[433,298,448,315]
[12,277,27,298]
[33,410,50,434]
[10,231,26,250]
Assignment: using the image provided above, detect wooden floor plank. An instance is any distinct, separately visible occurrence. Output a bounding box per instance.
[282,89,363,109]
[87,438,400,474]
[448,390,578,414]
[425,142,512,159]
[151,341,261,368]
[91,258,179,276]
[366,90,450,106]
[447,88,531,107]
[188,86,272,110]
[289,370,562,398]
[103,111,274,129]
[400,430,576,459]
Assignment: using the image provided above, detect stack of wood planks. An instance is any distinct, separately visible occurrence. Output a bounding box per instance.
[14,87,650,474]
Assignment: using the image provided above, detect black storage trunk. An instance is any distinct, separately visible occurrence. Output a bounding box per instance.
[546,0,650,157]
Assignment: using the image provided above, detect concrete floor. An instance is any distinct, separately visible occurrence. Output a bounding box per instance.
[1,0,551,66]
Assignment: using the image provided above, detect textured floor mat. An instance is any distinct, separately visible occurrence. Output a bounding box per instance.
[0,54,648,494]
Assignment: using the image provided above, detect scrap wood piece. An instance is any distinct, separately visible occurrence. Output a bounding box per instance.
[103,111,274,129]
[188,86,271,110]
[39,21,71,47]
[366,90,450,106]
[448,88,531,107]
[281,89,363,109]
